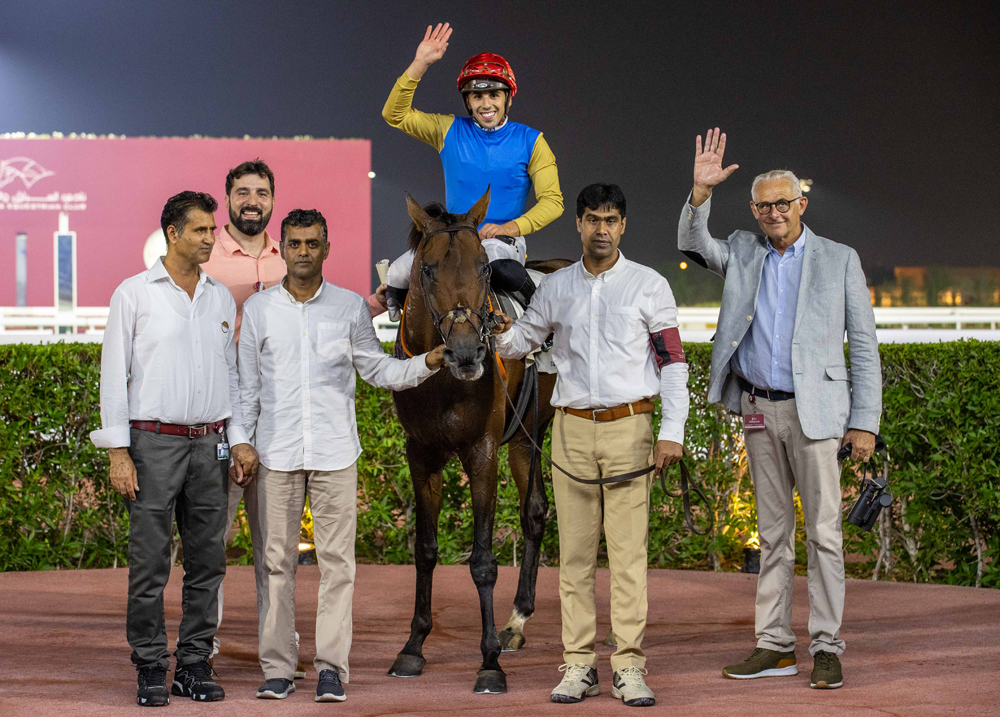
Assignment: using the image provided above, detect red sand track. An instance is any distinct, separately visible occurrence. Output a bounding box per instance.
[1,565,998,716]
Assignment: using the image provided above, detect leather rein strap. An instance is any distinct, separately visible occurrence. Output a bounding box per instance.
[489,350,712,535]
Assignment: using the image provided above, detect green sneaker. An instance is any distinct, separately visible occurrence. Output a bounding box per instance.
[810,651,843,689]
[722,647,798,679]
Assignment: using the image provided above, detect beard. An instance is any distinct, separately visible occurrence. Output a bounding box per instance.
[230,205,272,237]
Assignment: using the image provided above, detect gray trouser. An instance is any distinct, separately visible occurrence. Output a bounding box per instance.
[126,428,229,670]
[741,394,846,656]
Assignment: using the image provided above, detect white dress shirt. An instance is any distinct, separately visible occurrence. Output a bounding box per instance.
[495,252,690,443]
[90,258,248,448]
[239,280,438,472]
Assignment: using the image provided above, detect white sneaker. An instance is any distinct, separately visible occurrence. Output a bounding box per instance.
[612,666,655,707]
[550,663,600,703]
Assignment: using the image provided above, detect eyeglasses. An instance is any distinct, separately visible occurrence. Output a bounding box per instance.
[753,197,802,215]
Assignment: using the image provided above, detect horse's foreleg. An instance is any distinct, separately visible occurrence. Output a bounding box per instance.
[388,441,446,678]
[499,434,549,652]
[460,440,506,694]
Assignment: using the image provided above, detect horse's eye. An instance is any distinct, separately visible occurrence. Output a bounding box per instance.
[480,264,490,276]
[421,264,433,277]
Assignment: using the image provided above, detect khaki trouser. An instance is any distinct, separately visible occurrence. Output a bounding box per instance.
[551,410,654,672]
[741,393,846,656]
[256,463,358,681]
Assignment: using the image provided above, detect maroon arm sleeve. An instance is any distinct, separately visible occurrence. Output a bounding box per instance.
[649,327,685,368]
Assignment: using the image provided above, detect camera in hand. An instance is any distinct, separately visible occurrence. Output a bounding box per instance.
[839,435,891,532]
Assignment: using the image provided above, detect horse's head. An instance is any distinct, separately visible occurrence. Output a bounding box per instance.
[407,188,492,382]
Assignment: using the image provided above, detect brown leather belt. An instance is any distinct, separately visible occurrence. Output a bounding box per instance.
[561,399,656,423]
[130,420,226,438]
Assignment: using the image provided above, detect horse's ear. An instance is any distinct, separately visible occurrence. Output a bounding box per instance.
[464,186,491,229]
[405,192,433,232]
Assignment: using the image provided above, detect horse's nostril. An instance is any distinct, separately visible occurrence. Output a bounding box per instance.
[475,344,487,362]
[443,349,457,366]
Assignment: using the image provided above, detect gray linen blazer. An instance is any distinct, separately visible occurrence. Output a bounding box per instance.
[677,196,882,440]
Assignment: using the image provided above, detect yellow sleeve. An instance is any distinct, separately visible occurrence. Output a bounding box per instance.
[513,134,565,235]
[381,72,455,152]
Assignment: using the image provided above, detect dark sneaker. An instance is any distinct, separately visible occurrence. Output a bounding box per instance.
[257,678,295,699]
[612,667,655,707]
[315,669,346,702]
[722,647,798,679]
[550,663,600,703]
[295,659,308,680]
[810,651,843,689]
[137,667,170,707]
[172,660,225,701]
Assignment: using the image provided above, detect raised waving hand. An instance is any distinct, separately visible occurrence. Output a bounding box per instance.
[692,127,739,206]
[407,23,453,80]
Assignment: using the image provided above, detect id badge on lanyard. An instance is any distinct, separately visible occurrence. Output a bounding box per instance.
[743,392,766,430]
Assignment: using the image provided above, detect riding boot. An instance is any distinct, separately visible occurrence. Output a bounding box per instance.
[489,259,536,305]
[386,286,408,322]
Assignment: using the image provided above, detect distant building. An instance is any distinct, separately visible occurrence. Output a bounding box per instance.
[869,267,1000,307]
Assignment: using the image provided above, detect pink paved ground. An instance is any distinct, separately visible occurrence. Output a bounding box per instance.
[1,565,998,716]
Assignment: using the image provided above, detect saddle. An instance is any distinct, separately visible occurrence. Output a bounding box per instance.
[489,268,556,376]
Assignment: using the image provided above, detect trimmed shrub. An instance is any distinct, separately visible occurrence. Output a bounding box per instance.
[1,341,997,587]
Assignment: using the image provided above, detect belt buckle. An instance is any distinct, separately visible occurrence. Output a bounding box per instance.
[592,407,612,423]
[189,424,208,439]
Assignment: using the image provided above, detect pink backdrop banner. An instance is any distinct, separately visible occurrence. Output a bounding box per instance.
[0,137,371,306]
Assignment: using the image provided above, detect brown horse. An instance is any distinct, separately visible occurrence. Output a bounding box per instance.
[387,189,568,693]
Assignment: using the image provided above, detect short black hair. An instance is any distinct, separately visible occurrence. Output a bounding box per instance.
[225,159,275,196]
[160,191,218,238]
[281,208,328,242]
[576,183,626,219]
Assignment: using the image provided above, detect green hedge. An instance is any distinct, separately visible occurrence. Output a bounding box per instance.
[1,341,997,587]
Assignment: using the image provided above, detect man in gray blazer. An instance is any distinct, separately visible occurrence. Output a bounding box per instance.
[678,128,881,690]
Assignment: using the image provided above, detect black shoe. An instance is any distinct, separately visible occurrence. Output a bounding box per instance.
[257,677,295,699]
[315,669,346,702]
[172,659,225,702]
[137,666,170,707]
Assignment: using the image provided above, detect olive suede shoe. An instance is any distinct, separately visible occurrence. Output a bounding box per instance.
[810,651,843,689]
[722,647,798,679]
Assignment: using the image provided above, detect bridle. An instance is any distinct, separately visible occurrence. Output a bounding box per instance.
[416,224,496,345]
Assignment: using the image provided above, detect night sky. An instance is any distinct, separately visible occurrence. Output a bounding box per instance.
[2,0,996,291]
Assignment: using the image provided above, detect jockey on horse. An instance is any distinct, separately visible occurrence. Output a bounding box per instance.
[382,22,565,320]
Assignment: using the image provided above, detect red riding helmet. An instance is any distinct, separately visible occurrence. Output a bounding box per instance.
[456,53,518,98]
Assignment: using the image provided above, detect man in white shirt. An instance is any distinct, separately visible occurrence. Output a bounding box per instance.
[240,209,444,702]
[494,184,689,708]
[91,191,260,707]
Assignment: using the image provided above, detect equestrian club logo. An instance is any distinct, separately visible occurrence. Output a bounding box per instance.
[0,157,56,190]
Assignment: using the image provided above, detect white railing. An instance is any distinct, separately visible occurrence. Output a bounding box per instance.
[4,306,1000,344]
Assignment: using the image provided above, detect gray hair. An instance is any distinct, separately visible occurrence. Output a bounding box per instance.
[751,169,802,201]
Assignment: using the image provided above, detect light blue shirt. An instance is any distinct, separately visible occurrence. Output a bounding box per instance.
[732,225,809,392]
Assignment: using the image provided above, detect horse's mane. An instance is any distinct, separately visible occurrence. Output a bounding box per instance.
[407,202,461,251]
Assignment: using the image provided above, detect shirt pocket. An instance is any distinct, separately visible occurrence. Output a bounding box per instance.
[604,306,642,347]
[316,321,353,363]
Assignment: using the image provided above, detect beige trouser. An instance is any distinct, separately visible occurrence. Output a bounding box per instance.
[741,393,846,656]
[256,463,358,681]
[551,410,654,672]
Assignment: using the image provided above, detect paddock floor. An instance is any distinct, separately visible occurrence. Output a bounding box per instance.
[1,564,997,716]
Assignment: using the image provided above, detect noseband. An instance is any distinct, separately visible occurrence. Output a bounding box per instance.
[418,224,495,345]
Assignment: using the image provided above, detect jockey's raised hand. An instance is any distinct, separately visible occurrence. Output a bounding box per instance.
[407,22,453,81]
[692,127,739,206]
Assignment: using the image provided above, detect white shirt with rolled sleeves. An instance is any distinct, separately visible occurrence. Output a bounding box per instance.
[239,280,439,472]
[495,252,690,444]
[89,258,248,448]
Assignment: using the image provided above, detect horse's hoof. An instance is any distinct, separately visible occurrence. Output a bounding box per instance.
[473,669,507,694]
[387,653,426,677]
[498,627,525,652]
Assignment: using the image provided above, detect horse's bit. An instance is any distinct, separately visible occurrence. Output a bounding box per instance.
[417,224,496,345]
